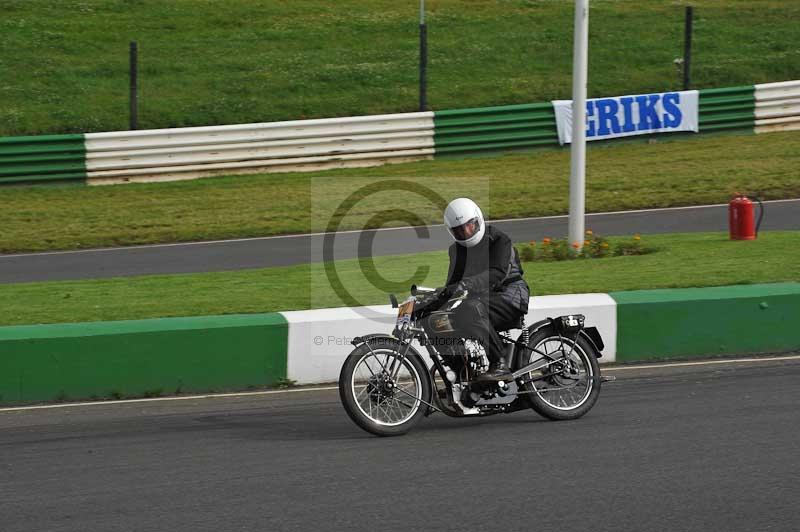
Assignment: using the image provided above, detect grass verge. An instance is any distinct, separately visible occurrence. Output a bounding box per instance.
[1,0,798,136]
[1,131,799,253]
[1,231,797,327]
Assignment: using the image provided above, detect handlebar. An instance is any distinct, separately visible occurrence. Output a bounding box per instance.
[410,284,437,295]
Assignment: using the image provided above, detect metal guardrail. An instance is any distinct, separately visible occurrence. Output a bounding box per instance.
[697,86,755,133]
[755,80,800,134]
[0,134,86,184]
[83,113,435,183]
[433,102,558,154]
[1,81,797,185]
[436,87,761,154]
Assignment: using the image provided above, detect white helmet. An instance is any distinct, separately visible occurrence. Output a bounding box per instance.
[444,197,485,248]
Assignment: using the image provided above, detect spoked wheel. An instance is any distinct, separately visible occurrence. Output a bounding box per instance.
[517,325,601,420]
[339,337,431,436]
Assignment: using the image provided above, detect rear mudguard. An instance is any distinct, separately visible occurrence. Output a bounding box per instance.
[517,318,604,359]
[582,326,605,355]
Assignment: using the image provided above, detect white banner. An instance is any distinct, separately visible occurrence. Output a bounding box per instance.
[552,90,699,145]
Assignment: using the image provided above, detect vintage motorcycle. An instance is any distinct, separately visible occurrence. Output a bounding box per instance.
[339,285,610,436]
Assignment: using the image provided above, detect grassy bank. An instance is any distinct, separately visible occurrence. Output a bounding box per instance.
[1,0,798,135]
[1,131,798,253]
[1,231,797,327]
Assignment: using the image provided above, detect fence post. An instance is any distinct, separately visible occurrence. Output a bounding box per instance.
[683,6,693,91]
[129,41,138,130]
[419,0,428,111]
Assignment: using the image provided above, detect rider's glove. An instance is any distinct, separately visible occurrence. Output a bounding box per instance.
[443,281,467,298]
[458,278,475,292]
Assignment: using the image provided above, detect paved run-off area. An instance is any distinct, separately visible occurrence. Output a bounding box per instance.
[0,356,797,532]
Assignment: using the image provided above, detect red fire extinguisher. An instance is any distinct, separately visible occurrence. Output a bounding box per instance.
[729,194,764,240]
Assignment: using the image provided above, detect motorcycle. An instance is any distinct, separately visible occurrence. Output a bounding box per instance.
[339,285,611,436]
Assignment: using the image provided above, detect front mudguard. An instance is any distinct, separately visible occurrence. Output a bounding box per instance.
[350,333,404,348]
[349,332,432,378]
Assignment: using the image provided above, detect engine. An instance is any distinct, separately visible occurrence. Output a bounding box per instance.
[463,339,489,376]
[436,338,489,383]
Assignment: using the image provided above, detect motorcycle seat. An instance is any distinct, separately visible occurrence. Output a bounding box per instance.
[495,316,525,333]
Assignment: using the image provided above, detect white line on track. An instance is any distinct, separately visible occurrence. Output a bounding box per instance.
[2,198,798,259]
[0,385,340,413]
[1,354,798,414]
[602,354,800,370]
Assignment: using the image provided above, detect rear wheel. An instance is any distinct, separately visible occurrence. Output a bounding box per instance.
[339,337,431,436]
[517,326,601,420]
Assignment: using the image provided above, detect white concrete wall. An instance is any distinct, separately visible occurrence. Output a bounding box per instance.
[526,293,617,362]
[281,294,617,384]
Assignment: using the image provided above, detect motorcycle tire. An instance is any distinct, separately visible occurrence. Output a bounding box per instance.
[339,337,432,436]
[517,325,601,421]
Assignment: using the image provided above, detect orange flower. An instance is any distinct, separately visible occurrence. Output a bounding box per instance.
[542,237,551,244]
[572,242,581,249]
[585,229,593,236]
[584,240,590,245]
[634,234,641,241]
[601,242,609,248]
[529,240,536,246]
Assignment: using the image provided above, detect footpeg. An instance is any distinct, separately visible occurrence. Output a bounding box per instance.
[600,375,616,383]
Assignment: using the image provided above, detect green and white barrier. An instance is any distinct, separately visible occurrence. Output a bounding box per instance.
[2,81,797,185]
[2,283,797,405]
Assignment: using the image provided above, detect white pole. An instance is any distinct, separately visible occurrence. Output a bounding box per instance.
[568,0,589,251]
[420,0,425,24]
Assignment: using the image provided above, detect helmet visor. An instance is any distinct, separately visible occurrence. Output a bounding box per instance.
[449,217,481,241]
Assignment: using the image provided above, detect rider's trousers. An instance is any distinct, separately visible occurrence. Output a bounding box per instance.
[451,295,523,365]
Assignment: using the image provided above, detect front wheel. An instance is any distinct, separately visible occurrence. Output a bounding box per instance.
[339,337,431,436]
[516,326,601,420]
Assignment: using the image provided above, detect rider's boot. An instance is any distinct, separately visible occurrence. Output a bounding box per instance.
[477,360,512,382]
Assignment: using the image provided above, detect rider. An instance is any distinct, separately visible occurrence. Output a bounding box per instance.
[441,198,530,382]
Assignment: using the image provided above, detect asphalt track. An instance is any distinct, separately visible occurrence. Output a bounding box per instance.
[1,199,798,284]
[1,356,798,532]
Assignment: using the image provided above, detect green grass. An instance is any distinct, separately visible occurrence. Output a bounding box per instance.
[1,231,797,327]
[1,130,798,253]
[1,0,798,136]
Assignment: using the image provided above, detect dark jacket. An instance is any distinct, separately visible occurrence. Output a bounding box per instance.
[445,225,530,312]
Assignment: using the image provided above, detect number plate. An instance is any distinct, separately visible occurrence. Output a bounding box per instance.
[558,314,585,332]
